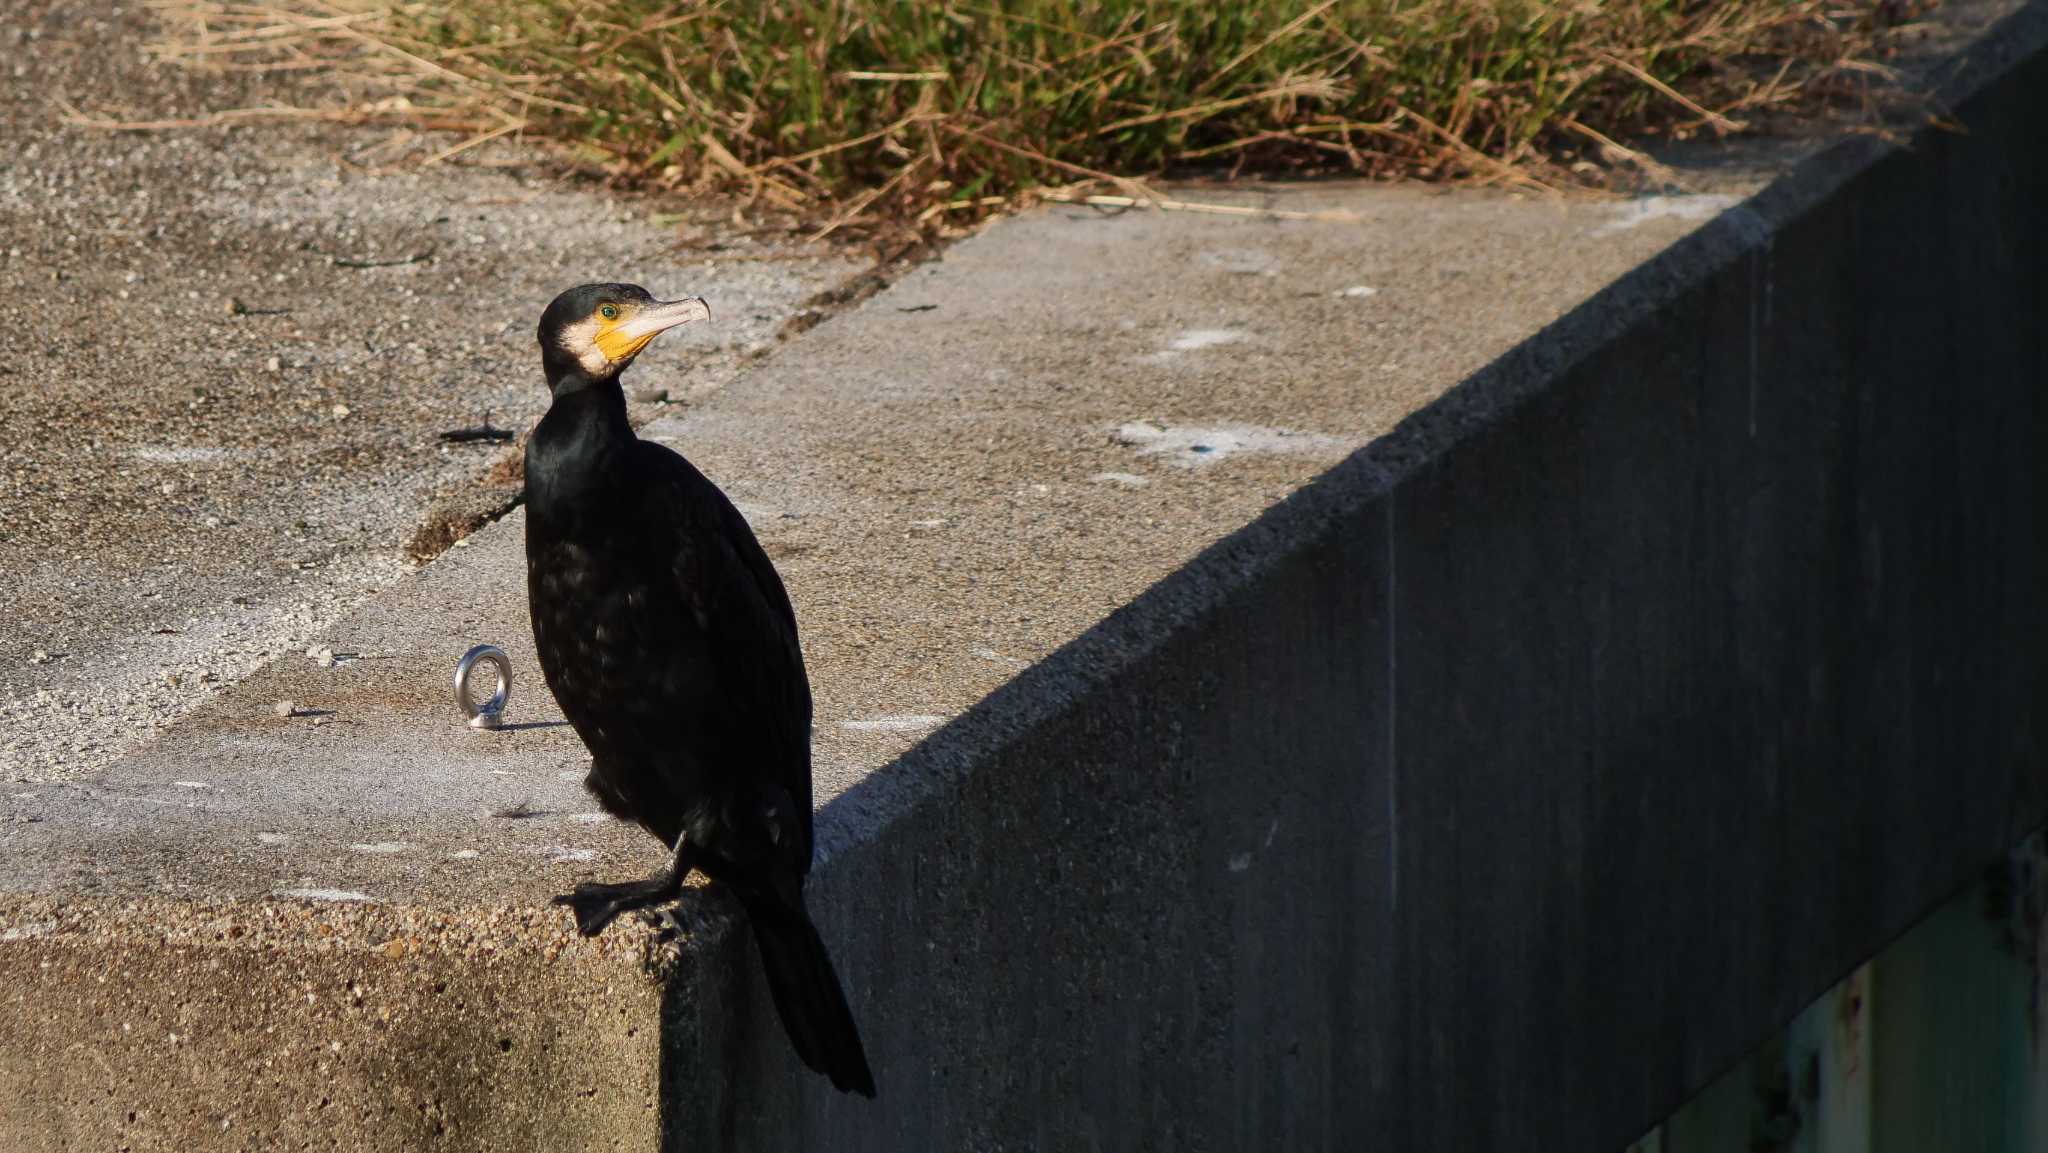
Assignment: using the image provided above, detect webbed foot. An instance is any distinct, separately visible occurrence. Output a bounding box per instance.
[552,875,681,937]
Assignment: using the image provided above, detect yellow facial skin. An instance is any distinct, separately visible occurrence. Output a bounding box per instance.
[592,304,660,363]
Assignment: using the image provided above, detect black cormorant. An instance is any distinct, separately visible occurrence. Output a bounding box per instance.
[525,283,875,1097]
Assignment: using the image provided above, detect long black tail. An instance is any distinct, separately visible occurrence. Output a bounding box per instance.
[738,888,876,1097]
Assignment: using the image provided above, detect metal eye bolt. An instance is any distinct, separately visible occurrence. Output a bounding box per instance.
[454,644,513,730]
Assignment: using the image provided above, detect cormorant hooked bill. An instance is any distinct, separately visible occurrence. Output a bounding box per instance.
[525,283,875,1097]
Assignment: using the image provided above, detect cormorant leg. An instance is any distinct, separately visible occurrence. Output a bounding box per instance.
[552,834,691,937]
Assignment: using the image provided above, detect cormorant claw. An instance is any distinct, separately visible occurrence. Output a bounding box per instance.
[552,878,678,937]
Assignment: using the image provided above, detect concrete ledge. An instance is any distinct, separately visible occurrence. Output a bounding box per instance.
[5,3,2045,1148]
[3,904,664,1148]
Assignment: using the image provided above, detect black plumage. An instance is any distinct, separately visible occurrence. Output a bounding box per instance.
[524,283,875,1097]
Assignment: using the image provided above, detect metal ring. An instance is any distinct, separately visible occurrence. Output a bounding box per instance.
[454,644,512,730]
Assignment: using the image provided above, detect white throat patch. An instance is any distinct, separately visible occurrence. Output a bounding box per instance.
[556,315,613,377]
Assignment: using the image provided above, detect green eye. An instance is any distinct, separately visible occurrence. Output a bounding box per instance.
[599,304,618,320]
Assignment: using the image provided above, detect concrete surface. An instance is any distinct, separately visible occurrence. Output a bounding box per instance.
[0,161,1758,898]
[3,1,2044,1151]
[0,0,863,784]
[0,169,1751,1151]
[3,176,1759,1152]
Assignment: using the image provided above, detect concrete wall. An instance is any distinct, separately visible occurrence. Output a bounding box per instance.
[664,12,2048,1150]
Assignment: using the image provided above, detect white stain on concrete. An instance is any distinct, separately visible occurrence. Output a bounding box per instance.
[1227,820,1282,874]
[1090,472,1149,488]
[103,794,204,810]
[133,445,237,466]
[172,781,210,790]
[1197,249,1277,275]
[1168,328,1246,352]
[275,888,375,903]
[1591,194,1742,237]
[449,849,481,860]
[570,812,612,824]
[1113,421,1346,467]
[1338,285,1379,298]
[349,842,410,855]
[544,846,598,863]
[841,715,945,733]
[256,832,290,846]
[0,921,56,941]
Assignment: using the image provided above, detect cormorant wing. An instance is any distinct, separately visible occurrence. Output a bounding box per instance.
[638,441,815,856]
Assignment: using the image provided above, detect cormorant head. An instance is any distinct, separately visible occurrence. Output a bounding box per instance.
[537,283,710,393]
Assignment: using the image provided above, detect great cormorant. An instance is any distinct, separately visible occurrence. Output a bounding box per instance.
[525,282,875,1097]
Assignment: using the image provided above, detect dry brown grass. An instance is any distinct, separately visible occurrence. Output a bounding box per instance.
[86,0,1934,242]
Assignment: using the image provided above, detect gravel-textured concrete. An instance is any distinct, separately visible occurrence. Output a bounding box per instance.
[0,0,862,785]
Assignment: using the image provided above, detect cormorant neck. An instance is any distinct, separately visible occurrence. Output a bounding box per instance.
[545,372,631,435]
[528,372,636,526]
